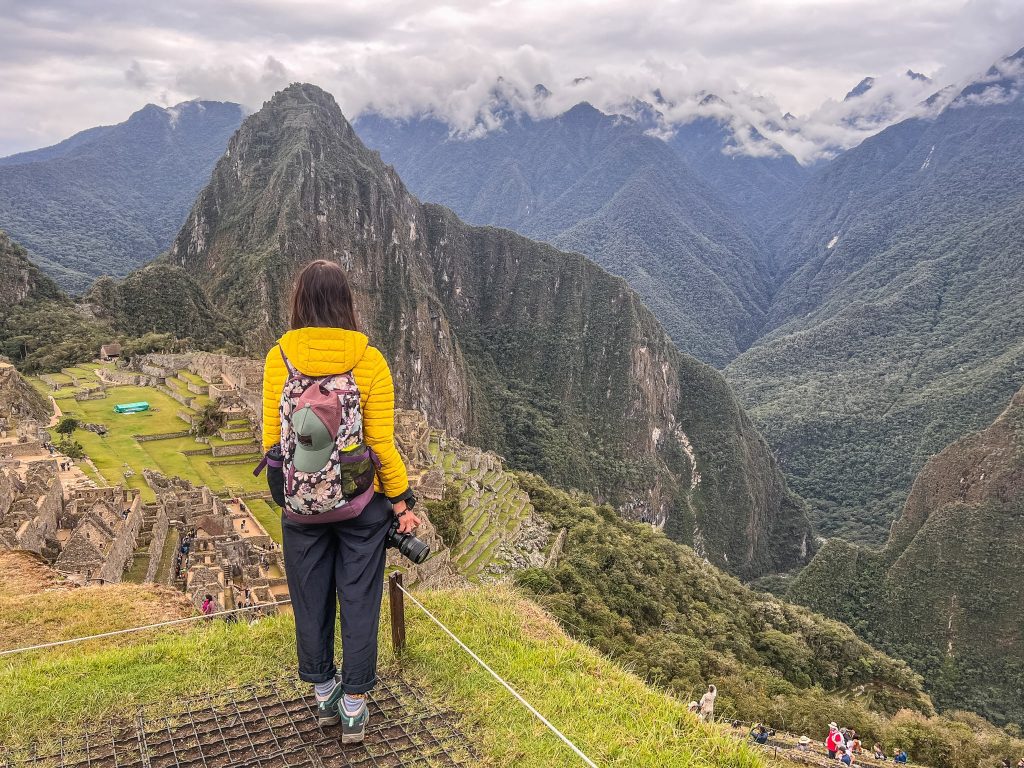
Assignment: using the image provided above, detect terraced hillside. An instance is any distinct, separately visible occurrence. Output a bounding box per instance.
[30,364,263,503]
[424,430,547,580]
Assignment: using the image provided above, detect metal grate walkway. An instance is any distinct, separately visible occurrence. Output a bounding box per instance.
[2,676,476,768]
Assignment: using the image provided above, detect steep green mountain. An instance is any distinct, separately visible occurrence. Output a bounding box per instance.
[0,230,107,372]
[788,386,1024,725]
[354,106,787,365]
[0,229,62,307]
[0,100,244,293]
[727,49,1024,541]
[515,472,930,722]
[168,82,813,578]
[83,263,240,348]
[0,230,230,372]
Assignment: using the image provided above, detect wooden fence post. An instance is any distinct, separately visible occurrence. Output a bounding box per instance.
[388,572,406,656]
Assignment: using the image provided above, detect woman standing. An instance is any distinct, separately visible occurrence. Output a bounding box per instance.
[261,260,420,743]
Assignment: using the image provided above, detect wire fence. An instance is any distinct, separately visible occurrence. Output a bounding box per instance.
[2,580,600,767]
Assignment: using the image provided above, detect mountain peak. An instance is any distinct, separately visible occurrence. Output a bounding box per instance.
[559,101,605,125]
[844,76,876,101]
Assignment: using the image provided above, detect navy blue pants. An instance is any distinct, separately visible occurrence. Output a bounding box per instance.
[282,493,392,694]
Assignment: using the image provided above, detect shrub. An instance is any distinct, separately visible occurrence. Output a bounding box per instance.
[54,416,79,436]
[193,402,227,438]
[56,438,84,459]
[425,485,463,548]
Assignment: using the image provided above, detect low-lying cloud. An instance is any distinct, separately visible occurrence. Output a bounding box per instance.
[0,0,1021,162]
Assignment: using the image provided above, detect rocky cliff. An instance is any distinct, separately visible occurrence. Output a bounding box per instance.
[789,386,1024,724]
[166,83,812,579]
[0,230,62,308]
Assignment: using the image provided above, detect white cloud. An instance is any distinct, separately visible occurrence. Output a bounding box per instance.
[0,0,1021,159]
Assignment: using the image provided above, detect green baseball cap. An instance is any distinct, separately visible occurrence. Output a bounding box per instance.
[292,404,336,473]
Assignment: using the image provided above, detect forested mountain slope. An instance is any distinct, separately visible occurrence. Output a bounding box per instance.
[354,106,788,365]
[788,386,1024,725]
[0,230,231,372]
[727,50,1024,541]
[166,82,813,578]
[0,100,244,292]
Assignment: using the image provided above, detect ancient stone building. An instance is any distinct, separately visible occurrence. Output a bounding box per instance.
[145,471,287,614]
[0,460,62,558]
[53,486,143,584]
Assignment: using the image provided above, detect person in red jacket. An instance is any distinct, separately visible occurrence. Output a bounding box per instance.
[826,723,843,758]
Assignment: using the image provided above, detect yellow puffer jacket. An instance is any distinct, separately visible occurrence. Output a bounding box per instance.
[261,327,410,500]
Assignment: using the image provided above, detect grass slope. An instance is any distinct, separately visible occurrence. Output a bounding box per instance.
[32,367,263,502]
[0,583,764,768]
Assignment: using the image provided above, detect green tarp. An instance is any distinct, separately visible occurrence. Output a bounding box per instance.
[114,401,149,414]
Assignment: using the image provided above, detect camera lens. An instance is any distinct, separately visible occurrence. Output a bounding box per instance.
[398,534,430,564]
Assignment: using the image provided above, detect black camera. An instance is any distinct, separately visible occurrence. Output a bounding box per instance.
[387,517,430,564]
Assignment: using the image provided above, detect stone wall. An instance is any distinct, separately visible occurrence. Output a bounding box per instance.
[135,430,192,442]
[0,440,44,459]
[159,386,196,408]
[97,495,144,583]
[73,388,107,401]
[97,368,150,387]
[211,442,258,457]
[144,506,170,583]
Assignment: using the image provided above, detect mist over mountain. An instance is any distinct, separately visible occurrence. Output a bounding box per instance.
[727,47,1024,541]
[354,101,794,365]
[0,100,244,293]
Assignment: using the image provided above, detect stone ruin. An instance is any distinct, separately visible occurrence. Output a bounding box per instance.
[144,471,288,615]
[129,352,263,423]
[54,486,144,585]
[0,458,155,587]
[0,460,62,559]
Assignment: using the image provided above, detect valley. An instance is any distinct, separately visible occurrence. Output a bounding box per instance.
[1,39,1022,767]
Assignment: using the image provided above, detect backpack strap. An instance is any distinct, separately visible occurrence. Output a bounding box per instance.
[278,344,299,376]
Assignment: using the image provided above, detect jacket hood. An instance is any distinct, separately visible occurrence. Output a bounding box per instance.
[276,327,369,376]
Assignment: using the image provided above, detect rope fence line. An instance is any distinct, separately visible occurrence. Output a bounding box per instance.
[0,577,600,767]
[395,579,600,768]
[0,598,294,657]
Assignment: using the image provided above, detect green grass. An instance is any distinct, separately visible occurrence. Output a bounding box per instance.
[177,369,208,386]
[246,498,282,543]
[122,551,150,583]
[33,379,266,502]
[153,527,180,584]
[0,585,765,767]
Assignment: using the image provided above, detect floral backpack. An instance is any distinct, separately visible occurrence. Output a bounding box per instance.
[263,346,379,523]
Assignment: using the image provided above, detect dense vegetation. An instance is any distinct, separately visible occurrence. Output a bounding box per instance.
[789,387,1024,726]
[167,82,813,578]
[0,100,243,293]
[514,472,1024,767]
[356,55,1024,549]
[727,60,1024,542]
[424,484,463,548]
[355,106,795,366]
[0,230,229,372]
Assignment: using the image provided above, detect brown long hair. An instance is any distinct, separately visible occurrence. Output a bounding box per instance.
[289,260,359,331]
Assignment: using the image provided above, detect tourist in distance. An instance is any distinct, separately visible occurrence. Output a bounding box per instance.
[698,683,717,722]
[872,742,887,760]
[201,594,214,617]
[260,259,420,745]
[893,747,908,763]
[826,722,843,758]
[837,744,854,765]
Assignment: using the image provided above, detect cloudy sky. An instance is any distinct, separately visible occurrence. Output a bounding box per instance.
[1,0,1022,158]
